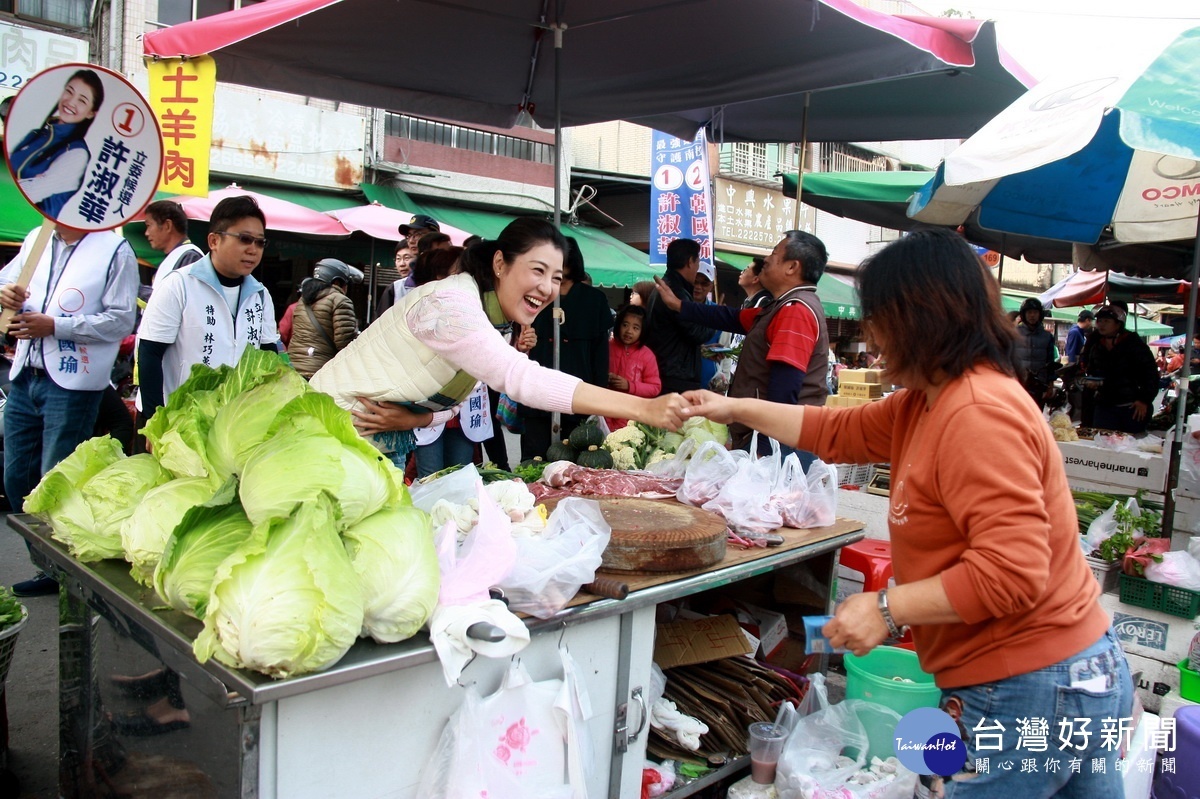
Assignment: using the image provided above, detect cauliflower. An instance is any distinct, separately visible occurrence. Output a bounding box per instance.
[647,450,675,466]
[1048,411,1073,430]
[610,447,638,470]
[1052,426,1079,442]
[604,424,646,451]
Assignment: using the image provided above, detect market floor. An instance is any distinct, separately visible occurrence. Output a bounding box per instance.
[2,516,58,799]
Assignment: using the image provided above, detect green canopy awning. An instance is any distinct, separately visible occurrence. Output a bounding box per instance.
[361,190,657,288]
[715,250,756,270]
[818,273,861,320]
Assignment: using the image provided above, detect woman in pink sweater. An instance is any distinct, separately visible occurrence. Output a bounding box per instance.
[606,304,661,431]
[685,229,1129,798]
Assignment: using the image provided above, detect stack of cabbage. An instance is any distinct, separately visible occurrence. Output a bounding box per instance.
[24,349,439,679]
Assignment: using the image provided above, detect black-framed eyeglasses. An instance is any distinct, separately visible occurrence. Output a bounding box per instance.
[215,231,268,249]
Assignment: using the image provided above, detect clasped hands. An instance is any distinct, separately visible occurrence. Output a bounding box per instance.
[0,283,53,340]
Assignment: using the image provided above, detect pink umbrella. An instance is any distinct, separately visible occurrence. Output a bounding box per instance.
[159,184,350,238]
[327,202,473,245]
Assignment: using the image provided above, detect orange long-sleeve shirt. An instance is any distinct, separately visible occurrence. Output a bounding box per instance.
[799,365,1110,688]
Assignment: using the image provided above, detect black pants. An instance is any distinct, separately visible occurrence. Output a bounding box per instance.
[94,385,135,454]
[482,389,510,470]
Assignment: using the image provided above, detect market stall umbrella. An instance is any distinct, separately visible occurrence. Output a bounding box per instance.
[908,27,1200,529]
[326,202,472,245]
[158,185,351,238]
[141,0,1031,144]
[1036,269,1190,309]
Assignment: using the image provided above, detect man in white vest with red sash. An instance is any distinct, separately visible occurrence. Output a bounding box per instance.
[1,222,138,596]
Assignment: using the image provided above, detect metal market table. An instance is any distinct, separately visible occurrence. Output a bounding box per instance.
[9,512,863,799]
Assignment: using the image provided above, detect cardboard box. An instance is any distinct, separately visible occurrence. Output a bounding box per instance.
[839,382,884,399]
[734,602,789,659]
[1100,592,1200,666]
[839,368,884,385]
[1057,440,1168,493]
[654,614,754,669]
[1126,651,1181,715]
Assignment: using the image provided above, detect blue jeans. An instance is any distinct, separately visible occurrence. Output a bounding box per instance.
[415,427,476,478]
[939,628,1133,799]
[4,370,104,513]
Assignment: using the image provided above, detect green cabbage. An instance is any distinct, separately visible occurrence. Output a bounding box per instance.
[239,393,400,528]
[154,501,254,619]
[342,505,439,643]
[194,495,365,678]
[143,387,223,480]
[681,416,729,447]
[207,368,310,478]
[122,477,236,585]
[76,453,172,558]
[24,436,128,561]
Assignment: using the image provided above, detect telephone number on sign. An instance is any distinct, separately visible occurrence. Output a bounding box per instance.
[0,72,27,89]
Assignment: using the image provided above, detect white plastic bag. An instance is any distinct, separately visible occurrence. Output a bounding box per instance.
[417,647,591,799]
[1181,414,1200,496]
[801,460,839,528]
[410,463,482,512]
[497,498,612,618]
[777,700,916,799]
[774,453,811,529]
[703,435,783,536]
[1145,550,1200,591]
[796,672,828,719]
[677,440,742,507]
[1084,500,1121,554]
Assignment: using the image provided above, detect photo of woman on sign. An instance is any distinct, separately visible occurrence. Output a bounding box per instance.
[8,69,104,219]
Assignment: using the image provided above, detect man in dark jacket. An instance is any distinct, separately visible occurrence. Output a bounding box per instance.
[1079,304,1160,433]
[644,238,715,394]
[288,258,362,378]
[1014,297,1058,408]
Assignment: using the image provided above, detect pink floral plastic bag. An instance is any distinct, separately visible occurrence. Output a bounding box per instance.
[418,648,591,799]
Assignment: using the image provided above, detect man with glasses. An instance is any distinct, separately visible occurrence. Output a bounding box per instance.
[2,221,138,596]
[137,195,280,416]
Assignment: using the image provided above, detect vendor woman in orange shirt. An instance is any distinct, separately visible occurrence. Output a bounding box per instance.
[684,228,1130,799]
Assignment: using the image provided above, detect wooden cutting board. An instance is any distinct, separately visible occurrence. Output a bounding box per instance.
[544,497,727,573]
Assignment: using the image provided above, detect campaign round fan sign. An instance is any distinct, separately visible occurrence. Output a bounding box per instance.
[3,62,163,230]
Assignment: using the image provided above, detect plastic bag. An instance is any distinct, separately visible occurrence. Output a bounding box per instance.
[410,463,483,512]
[677,440,742,507]
[497,498,612,618]
[777,700,916,799]
[796,672,828,719]
[1084,500,1121,553]
[801,460,839,528]
[417,647,590,799]
[1145,550,1200,590]
[774,453,811,529]
[1180,413,1200,496]
[703,434,783,536]
[647,437,697,479]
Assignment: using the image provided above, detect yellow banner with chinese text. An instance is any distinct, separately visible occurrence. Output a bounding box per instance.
[147,56,215,196]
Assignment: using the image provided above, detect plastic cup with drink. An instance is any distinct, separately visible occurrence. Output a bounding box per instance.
[748,721,789,784]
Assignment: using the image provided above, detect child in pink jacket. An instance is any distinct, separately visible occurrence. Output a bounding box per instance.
[606,305,662,431]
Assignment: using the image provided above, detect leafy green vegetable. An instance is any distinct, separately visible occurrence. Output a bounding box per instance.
[239,393,401,528]
[342,505,439,643]
[194,494,365,678]
[122,477,235,585]
[154,500,254,618]
[0,587,27,631]
[207,368,310,478]
[24,436,127,560]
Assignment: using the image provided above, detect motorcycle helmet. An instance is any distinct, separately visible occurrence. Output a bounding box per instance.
[313,258,364,286]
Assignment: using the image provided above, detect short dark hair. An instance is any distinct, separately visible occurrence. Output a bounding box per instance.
[460,217,567,293]
[666,238,700,272]
[417,232,451,254]
[780,230,828,284]
[750,257,765,275]
[209,195,265,234]
[411,246,464,286]
[144,200,188,236]
[1078,309,1094,322]
[564,237,586,283]
[858,227,1017,385]
[613,304,647,334]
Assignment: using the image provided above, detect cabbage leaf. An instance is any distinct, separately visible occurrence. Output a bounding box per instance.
[343,505,439,643]
[122,477,236,585]
[194,494,364,678]
[24,436,126,560]
[154,500,253,619]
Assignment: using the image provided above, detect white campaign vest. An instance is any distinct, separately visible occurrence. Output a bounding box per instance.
[152,241,203,288]
[413,382,494,445]
[13,229,129,391]
[159,257,275,402]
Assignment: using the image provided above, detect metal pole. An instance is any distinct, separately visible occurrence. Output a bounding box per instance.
[365,239,376,322]
[550,12,564,440]
[792,93,811,230]
[1161,216,1200,535]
